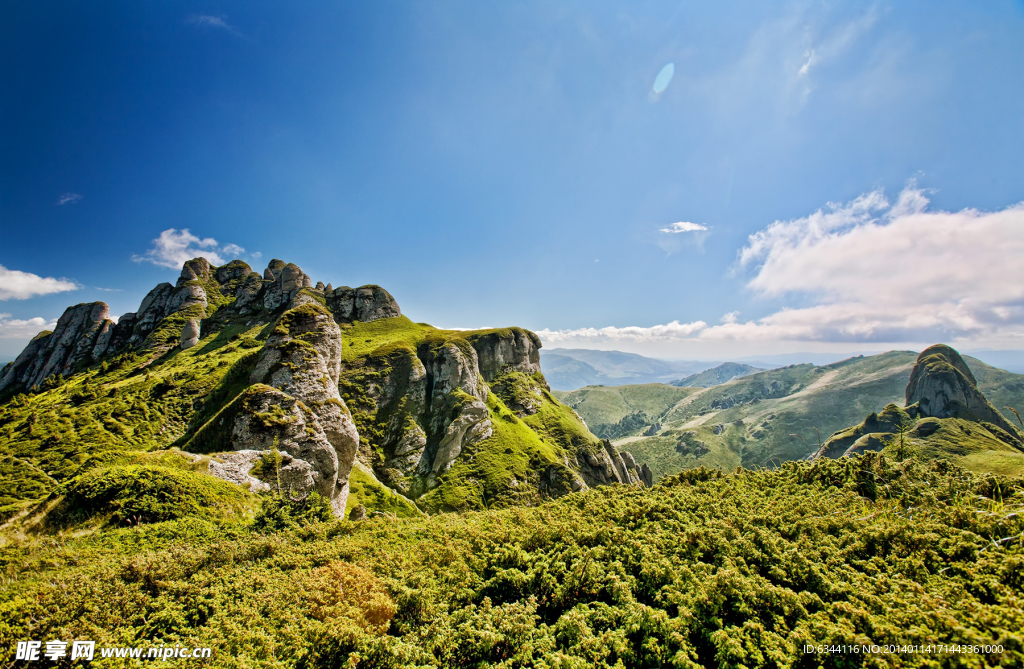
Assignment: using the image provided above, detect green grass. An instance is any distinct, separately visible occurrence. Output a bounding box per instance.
[51,464,254,527]
[0,456,1021,668]
[418,392,565,513]
[345,464,422,519]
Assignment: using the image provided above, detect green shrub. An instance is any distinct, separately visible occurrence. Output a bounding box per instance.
[56,464,250,525]
[252,491,333,531]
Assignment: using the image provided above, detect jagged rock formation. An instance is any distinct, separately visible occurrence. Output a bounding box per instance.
[3,254,652,518]
[814,344,1024,461]
[188,384,345,509]
[244,303,360,512]
[905,344,1019,435]
[0,302,112,392]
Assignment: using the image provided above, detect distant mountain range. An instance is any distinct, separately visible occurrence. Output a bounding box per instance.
[671,362,765,388]
[541,347,1024,391]
[554,349,1024,481]
[539,349,717,390]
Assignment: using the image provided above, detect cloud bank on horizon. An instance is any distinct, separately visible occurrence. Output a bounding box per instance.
[539,186,1024,353]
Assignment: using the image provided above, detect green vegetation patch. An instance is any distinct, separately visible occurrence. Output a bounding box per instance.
[54,464,253,526]
[345,464,422,519]
[0,457,1021,667]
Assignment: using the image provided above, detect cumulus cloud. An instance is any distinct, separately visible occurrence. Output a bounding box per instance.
[541,186,1024,353]
[660,221,708,234]
[0,265,79,301]
[0,313,57,339]
[56,193,81,205]
[132,229,247,269]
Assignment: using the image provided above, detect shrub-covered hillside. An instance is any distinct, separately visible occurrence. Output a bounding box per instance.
[1,455,1021,668]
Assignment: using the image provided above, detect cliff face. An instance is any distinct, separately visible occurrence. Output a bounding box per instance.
[2,255,648,518]
[0,302,113,392]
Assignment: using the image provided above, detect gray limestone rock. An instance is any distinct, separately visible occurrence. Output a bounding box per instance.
[206,450,271,492]
[465,328,543,383]
[328,285,401,323]
[167,282,208,313]
[640,463,654,487]
[426,399,492,489]
[234,273,263,310]
[215,259,254,284]
[0,302,112,392]
[249,303,359,511]
[180,319,201,349]
[187,384,347,514]
[905,344,1019,437]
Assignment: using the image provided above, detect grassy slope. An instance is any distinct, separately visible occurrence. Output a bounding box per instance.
[0,326,264,517]
[0,456,1020,668]
[559,351,1024,482]
[554,384,701,435]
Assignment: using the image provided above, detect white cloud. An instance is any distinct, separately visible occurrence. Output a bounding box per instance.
[186,14,243,37]
[730,185,1024,345]
[541,186,1024,355]
[251,251,263,260]
[537,320,707,344]
[660,221,708,234]
[132,229,246,269]
[57,193,81,205]
[0,265,79,300]
[0,313,57,339]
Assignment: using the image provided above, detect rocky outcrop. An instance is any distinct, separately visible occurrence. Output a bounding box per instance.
[425,398,492,489]
[640,463,654,487]
[327,285,401,323]
[180,320,201,349]
[0,302,113,392]
[249,303,359,513]
[188,384,346,512]
[464,328,542,382]
[206,450,271,492]
[813,344,1024,462]
[815,404,910,459]
[263,261,313,311]
[905,344,1019,436]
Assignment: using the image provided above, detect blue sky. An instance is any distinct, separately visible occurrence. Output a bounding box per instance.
[2,1,1024,361]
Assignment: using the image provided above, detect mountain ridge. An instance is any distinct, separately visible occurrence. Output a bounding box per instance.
[0,257,650,523]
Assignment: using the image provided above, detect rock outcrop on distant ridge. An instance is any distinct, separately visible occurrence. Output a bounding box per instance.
[813,344,1024,461]
[905,344,1019,435]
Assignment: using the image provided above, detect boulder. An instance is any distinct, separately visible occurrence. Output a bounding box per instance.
[188,384,345,513]
[328,285,401,323]
[180,319,201,349]
[349,504,367,521]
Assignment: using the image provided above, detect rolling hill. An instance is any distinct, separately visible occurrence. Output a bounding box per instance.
[557,350,1024,482]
